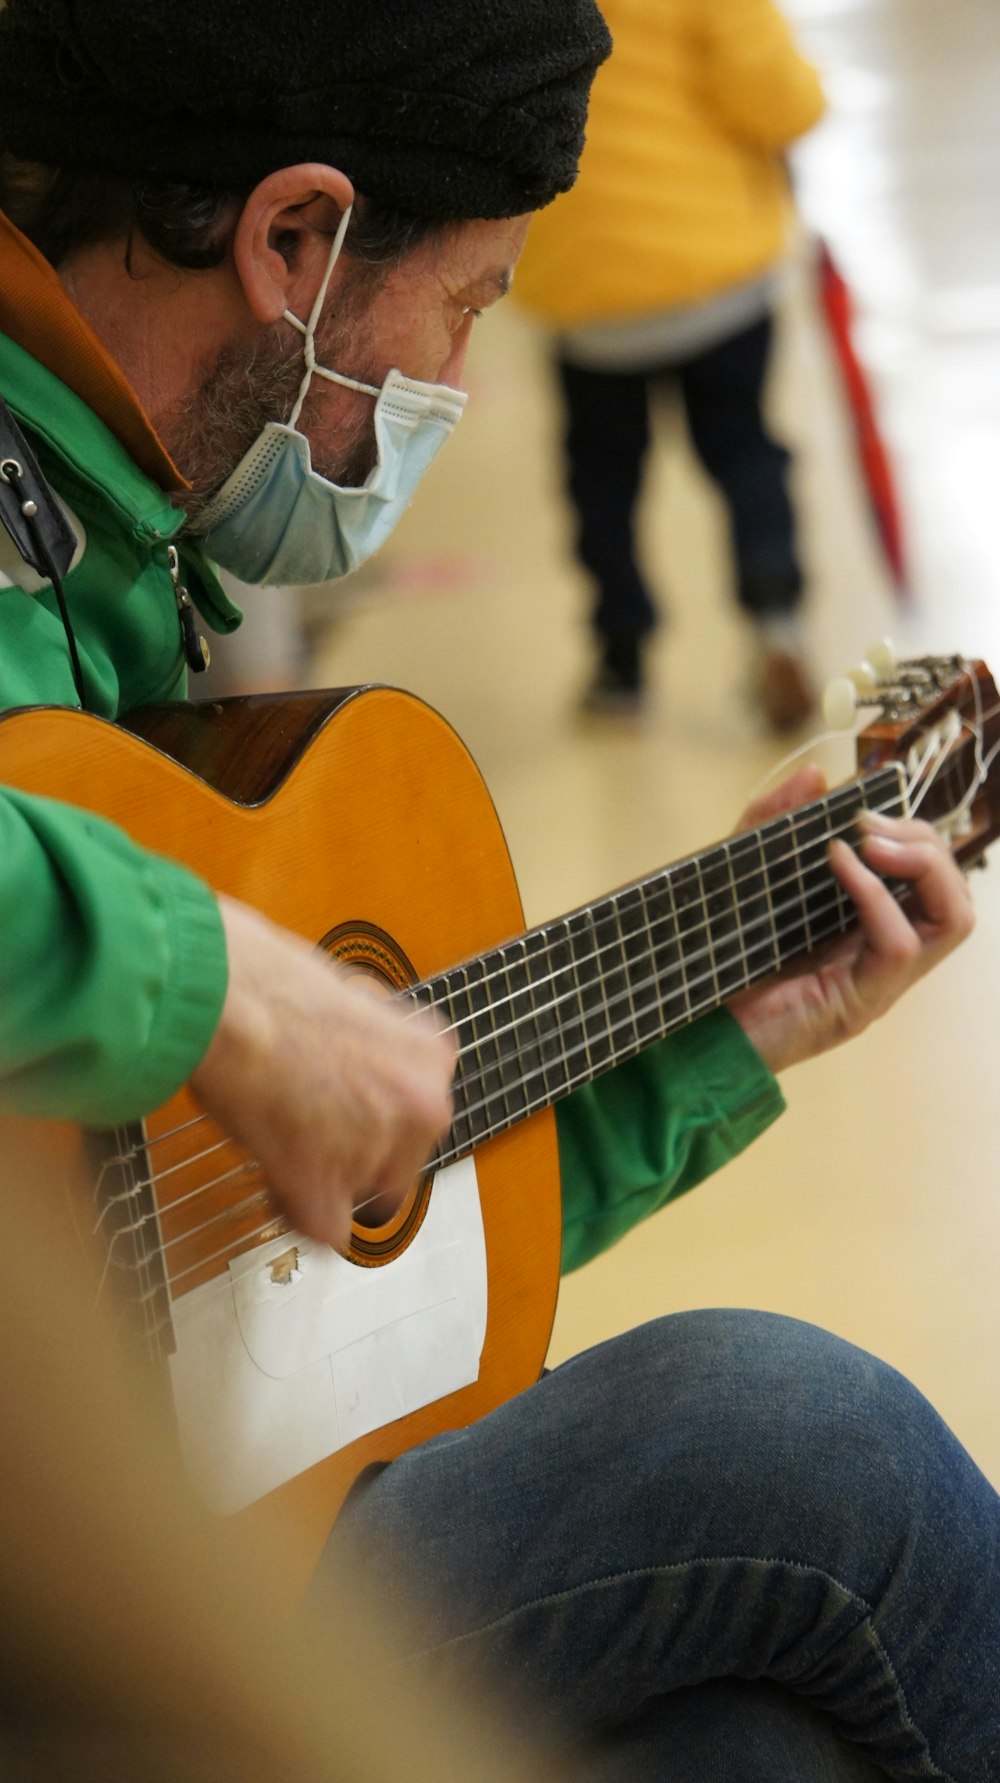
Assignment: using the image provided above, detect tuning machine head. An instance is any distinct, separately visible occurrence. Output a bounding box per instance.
[823,643,969,730]
[823,639,898,730]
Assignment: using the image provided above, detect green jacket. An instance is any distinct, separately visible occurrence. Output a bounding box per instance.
[0,325,784,1271]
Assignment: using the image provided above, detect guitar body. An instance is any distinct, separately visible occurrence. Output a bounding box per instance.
[5,653,998,1596]
[0,688,562,1589]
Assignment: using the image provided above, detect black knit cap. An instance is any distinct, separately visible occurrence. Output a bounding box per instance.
[0,0,612,220]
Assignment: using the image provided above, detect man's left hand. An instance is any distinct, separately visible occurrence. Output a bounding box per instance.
[726,764,976,1074]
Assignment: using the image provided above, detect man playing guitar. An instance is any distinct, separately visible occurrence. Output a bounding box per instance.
[0,1,995,1775]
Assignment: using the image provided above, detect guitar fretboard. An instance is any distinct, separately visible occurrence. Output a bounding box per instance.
[412,766,906,1166]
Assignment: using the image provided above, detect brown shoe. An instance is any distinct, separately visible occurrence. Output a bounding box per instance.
[757,647,816,733]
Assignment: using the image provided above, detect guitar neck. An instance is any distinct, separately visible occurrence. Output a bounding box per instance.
[418,764,906,1167]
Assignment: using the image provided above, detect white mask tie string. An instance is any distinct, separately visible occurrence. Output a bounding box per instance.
[284,204,379,426]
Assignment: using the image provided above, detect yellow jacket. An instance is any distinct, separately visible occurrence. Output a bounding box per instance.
[514,0,825,325]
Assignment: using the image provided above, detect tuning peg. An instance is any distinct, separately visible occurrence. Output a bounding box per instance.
[822,675,858,731]
[866,638,897,681]
[847,660,878,695]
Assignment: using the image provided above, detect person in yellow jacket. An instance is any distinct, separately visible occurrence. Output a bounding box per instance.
[515,0,826,727]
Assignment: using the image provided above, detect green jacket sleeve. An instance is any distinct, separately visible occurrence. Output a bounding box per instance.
[555,1008,784,1273]
[0,786,227,1123]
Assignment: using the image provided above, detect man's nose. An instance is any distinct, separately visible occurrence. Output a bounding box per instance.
[438,311,475,388]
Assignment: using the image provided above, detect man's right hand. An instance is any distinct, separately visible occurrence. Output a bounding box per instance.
[189,895,456,1250]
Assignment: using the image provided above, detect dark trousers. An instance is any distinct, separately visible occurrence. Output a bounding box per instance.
[557,312,805,642]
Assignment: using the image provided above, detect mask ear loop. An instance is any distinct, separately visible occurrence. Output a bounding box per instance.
[285,204,380,426]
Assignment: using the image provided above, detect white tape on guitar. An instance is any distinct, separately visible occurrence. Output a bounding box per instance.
[166,1155,486,1513]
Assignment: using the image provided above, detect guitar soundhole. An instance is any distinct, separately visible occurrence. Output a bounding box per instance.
[318,920,434,1268]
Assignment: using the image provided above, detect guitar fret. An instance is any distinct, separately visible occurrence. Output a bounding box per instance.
[691,854,722,1005]
[457,960,496,1146]
[611,892,641,1047]
[789,811,815,953]
[533,921,573,1103]
[719,851,746,991]
[594,897,636,1067]
[642,871,690,1033]
[619,883,662,1047]
[657,870,691,1027]
[667,859,705,1014]
[496,942,533,1124]
[634,879,664,1032]
[415,976,471,1147]
[721,840,747,991]
[794,798,837,951]
[760,813,808,965]
[563,918,596,1081]
[754,826,783,974]
[869,764,907,819]
[819,790,854,937]
[555,920,586,1092]
[749,841,776,982]
[668,871,693,1024]
[425,971,471,1157]
[476,951,512,1131]
[572,905,616,1075]
[697,843,747,1000]
[487,948,516,1129]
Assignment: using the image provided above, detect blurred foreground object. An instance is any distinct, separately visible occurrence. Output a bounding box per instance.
[0,1127,569,1782]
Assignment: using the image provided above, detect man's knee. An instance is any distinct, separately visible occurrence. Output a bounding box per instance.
[601,1308,947,1538]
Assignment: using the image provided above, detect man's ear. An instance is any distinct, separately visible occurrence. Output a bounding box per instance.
[233,165,356,324]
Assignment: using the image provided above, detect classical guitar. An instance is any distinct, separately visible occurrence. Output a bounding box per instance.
[1,655,998,1589]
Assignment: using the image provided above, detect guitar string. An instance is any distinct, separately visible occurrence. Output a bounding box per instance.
[91,1134,235,1234]
[422,715,978,1064]
[98,747,956,1266]
[131,771,902,1191]
[109,851,872,1314]
[137,699,983,1168]
[101,717,989,1307]
[949,733,1000,821]
[901,731,948,819]
[142,676,987,1171]
[910,670,988,820]
[134,870,858,1251]
[113,782,934,1297]
[123,763,989,1326]
[425,715,980,1133]
[132,868,920,1329]
[132,876,901,1318]
[93,791,890,1285]
[427,776,908,1038]
[109,780,904,1218]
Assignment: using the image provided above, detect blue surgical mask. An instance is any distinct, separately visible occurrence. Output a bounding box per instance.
[192,206,467,586]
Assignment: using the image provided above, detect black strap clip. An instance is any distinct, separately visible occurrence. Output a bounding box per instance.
[0,391,88,708]
[0,393,78,581]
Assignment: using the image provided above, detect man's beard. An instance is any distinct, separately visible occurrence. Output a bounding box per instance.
[165,298,381,529]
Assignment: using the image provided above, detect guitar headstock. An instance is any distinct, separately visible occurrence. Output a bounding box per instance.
[850,655,1000,867]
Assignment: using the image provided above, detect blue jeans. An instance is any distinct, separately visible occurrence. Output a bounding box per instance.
[326,1311,1000,1779]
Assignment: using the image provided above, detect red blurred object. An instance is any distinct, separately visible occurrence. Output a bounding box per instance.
[816,238,910,600]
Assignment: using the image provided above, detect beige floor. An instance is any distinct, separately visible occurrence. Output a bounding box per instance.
[224,0,1000,1485]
